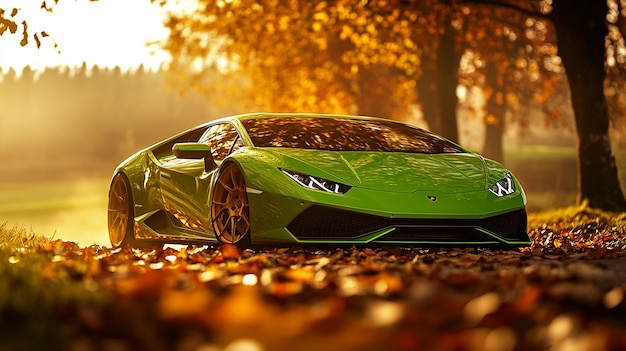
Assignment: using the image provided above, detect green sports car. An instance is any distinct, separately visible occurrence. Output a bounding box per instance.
[107,113,530,248]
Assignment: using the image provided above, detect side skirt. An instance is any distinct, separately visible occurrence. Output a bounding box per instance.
[134,209,219,244]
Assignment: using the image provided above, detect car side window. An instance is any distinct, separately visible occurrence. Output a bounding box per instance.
[199,123,241,162]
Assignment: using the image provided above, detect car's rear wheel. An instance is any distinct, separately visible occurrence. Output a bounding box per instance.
[211,162,251,246]
[107,173,134,248]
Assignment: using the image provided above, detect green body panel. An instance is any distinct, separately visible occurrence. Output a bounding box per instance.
[110,113,530,246]
[263,149,489,193]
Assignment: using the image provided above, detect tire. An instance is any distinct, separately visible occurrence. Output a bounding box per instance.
[210,162,252,247]
[107,173,135,248]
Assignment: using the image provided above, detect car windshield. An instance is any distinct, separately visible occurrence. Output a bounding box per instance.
[241,117,465,154]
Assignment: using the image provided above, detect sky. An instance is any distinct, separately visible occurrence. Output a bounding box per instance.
[0,0,171,74]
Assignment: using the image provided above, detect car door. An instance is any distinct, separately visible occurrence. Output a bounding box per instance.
[159,122,245,235]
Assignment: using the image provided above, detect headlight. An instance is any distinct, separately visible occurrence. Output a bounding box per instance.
[280,169,351,194]
[489,173,516,197]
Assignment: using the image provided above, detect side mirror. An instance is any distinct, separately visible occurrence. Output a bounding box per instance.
[172,143,217,171]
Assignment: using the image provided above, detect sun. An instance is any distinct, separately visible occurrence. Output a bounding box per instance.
[0,0,170,74]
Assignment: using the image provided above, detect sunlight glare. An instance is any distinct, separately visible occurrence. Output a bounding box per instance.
[0,0,170,75]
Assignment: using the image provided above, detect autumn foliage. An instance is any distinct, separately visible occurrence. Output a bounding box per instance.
[1,204,626,350]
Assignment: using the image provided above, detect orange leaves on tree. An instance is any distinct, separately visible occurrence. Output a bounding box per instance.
[159,0,423,118]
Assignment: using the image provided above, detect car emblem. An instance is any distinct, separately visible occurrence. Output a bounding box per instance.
[427,195,437,202]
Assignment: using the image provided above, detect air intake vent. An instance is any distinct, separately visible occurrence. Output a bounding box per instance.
[287,205,528,243]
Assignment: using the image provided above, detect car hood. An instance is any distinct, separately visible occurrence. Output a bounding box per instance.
[265,148,488,193]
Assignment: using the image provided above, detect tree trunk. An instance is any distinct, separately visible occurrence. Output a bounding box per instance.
[355,66,397,119]
[483,63,506,162]
[483,117,504,162]
[416,54,442,134]
[551,0,626,211]
[436,23,462,143]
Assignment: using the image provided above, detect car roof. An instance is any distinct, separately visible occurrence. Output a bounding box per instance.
[215,112,393,124]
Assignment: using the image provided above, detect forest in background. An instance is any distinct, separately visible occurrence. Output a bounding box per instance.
[0,65,240,183]
[0,63,587,184]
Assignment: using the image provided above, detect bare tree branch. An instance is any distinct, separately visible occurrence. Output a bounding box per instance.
[459,0,551,21]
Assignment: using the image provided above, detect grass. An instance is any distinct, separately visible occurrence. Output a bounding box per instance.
[504,145,626,211]
[527,200,626,241]
[0,222,49,249]
[0,178,110,246]
[529,201,626,224]
[0,223,110,351]
[505,145,577,161]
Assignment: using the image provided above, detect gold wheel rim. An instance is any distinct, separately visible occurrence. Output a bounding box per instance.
[211,164,250,244]
[107,176,130,247]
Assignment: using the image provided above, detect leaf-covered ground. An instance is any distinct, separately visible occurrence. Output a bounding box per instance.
[2,205,626,351]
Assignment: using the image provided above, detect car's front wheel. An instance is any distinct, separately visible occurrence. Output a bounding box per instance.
[107,173,135,248]
[211,162,251,247]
